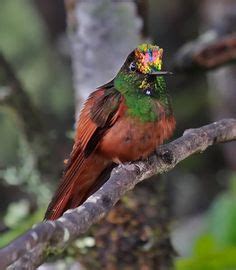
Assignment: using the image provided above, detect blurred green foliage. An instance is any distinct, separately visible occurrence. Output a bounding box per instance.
[0,139,50,246]
[0,0,73,165]
[1,139,52,204]
[176,175,236,270]
[0,0,73,244]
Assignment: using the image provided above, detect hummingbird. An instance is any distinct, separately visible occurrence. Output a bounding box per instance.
[45,44,176,220]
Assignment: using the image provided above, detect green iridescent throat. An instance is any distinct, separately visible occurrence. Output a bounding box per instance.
[114,71,171,122]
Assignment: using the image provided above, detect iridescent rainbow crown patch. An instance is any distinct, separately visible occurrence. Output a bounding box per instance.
[135,44,163,74]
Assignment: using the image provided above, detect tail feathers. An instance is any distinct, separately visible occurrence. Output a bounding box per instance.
[85,162,116,198]
[45,186,73,220]
[44,155,112,220]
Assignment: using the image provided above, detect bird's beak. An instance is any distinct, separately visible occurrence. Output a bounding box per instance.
[149,71,173,76]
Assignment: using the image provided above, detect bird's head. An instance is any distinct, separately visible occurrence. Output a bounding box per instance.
[115,44,171,96]
[121,43,171,76]
[114,44,173,121]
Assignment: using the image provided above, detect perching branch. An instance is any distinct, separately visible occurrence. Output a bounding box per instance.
[173,32,236,72]
[0,118,236,269]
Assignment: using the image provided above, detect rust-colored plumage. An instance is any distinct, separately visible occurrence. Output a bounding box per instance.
[45,44,176,220]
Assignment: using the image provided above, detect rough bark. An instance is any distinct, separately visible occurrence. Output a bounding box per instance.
[0,118,235,270]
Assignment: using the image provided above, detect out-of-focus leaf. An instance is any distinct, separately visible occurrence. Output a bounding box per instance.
[4,199,30,227]
[208,179,236,247]
[193,234,216,257]
[176,247,236,270]
[176,176,236,270]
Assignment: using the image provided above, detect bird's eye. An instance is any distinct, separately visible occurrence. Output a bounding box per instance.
[129,62,136,71]
[144,89,153,96]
